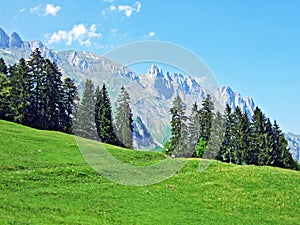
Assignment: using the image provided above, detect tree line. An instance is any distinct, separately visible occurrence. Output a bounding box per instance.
[75,79,134,149]
[0,49,134,149]
[0,49,77,133]
[1,49,297,170]
[165,95,299,170]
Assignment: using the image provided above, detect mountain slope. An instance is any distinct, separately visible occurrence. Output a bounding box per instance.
[0,27,299,161]
[0,120,300,224]
[285,132,300,162]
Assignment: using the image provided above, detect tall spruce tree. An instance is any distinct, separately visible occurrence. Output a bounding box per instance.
[0,71,11,120]
[188,102,200,156]
[61,77,78,133]
[205,111,225,160]
[9,58,32,124]
[239,112,252,164]
[42,59,63,130]
[0,58,10,120]
[95,83,117,145]
[28,48,47,129]
[251,107,267,165]
[0,58,8,75]
[76,79,97,139]
[272,121,297,169]
[220,104,235,163]
[115,86,133,149]
[199,94,214,143]
[231,106,244,164]
[168,96,189,157]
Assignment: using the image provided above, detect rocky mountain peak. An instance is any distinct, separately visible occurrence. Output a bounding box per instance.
[9,32,23,48]
[147,64,164,78]
[0,28,9,48]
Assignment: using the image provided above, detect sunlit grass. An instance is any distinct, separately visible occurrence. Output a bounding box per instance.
[0,120,299,224]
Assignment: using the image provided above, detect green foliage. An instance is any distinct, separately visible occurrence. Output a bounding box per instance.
[61,77,78,133]
[0,72,11,120]
[95,83,117,145]
[115,86,134,149]
[162,140,171,155]
[199,94,214,143]
[188,102,200,156]
[76,79,97,140]
[219,104,235,163]
[0,57,8,74]
[1,120,300,225]
[9,58,31,124]
[0,53,77,133]
[169,96,189,157]
[195,137,207,158]
[205,111,225,159]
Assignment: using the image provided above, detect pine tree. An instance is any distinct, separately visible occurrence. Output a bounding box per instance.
[199,94,214,143]
[188,102,200,156]
[205,111,225,160]
[0,59,10,120]
[43,59,63,130]
[251,107,268,165]
[27,48,47,129]
[220,104,235,163]
[272,121,297,169]
[168,96,188,157]
[0,72,11,120]
[260,118,275,166]
[61,77,78,133]
[95,83,117,145]
[76,79,97,140]
[115,86,133,149]
[239,112,252,164]
[0,58,8,75]
[9,58,32,124]
[231,106,247,164]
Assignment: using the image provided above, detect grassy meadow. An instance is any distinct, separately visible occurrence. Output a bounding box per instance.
[0,120,299,224]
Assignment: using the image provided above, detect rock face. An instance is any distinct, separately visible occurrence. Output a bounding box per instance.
[214,86,255,116]
[9,32,23,48]
[0,28,9,48]
[285,133,300,162]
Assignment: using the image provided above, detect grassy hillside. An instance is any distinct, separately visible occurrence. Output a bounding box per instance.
[0,120,299,224]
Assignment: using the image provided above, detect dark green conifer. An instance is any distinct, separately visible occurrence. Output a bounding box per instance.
[95,83,117,144]
[115,86,133,149]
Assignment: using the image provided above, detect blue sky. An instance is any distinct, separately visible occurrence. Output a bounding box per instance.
[1,0,300,134]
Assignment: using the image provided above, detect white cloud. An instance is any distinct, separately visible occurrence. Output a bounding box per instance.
[19,8,26,13]
[30,6,40,14]
[45,4,61,16]
[143,31,157,39]
[108,1,141,18]
[47,23,102,46]
[30,4,61,16]
[149,32,155,37]
[134,1,142,12]
[110,5,116,11]
[118,5,133,17]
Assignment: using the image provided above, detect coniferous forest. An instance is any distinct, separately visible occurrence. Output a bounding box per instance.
[0,48,298,170]
[0,49,134,148]
[165,95,299,170]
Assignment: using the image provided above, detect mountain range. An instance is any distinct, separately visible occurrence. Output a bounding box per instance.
[0,28,299,162]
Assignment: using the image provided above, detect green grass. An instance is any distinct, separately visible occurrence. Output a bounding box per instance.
[0,120,299,224]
